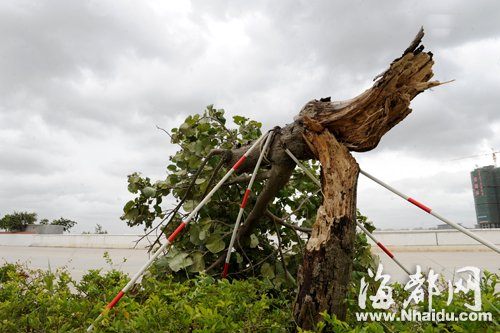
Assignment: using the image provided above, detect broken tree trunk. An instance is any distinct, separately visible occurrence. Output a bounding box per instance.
[227,28,441,242]
[293,126,359,329]
[210,28,442,329]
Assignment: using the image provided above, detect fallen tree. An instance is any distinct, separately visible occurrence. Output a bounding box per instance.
[123,28,442,330]
[219,28,442,328]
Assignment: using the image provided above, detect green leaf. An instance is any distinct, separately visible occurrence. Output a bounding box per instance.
[199,180,209,194]
[186,142,196,153]
[142,186,156,198]
[189,225,203,245]
[123,208,139,221]
[168,252,193,272]
[188,252,205,272]
[123,200,135,213]
[235,252,243,264]
[205,234,225,254]
[155,180,169,190]
[167,174,178,186]
[127,183,139,193]
[175,169,187,176]
[183,200,197,212]
[260,262,275,279]
[195,141,204,154]
[188,156,201,169]
[128,173,141,184]
[198,229,207,241]
[249,234,259,248]
[195,178,205,185]
[233,115,247,125]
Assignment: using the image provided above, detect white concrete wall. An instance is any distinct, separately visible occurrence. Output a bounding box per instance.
[369,229,500,247]
[371,230,437,246]
[0,234,158,249]
[0,234,34,247]
[0,229,499,249]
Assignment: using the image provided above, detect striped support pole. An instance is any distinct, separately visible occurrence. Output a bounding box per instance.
[284,149,414,277]
[285,148,321,188]
[222,132,274,278]
[87,132,269,331]
[355,221,412,276]
[359,169,500,255]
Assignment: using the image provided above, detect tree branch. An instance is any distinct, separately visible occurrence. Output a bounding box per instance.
[149,149,228,251]
[205,251,226,274]
[273,220,290,284]
[237,236,255,276]
[288,189,322,218]
[229,250,277,277]
[265,210,312,233]
[196,150,231,220]
[236,160,295,241]
[223,170,272,186]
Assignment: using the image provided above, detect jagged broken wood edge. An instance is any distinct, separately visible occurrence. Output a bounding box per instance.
[295,27,444,152]
[207,28,444,269]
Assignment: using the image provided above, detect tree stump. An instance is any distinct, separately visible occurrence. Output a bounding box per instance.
[293,127,359,329]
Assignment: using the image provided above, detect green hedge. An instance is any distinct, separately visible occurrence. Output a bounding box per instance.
[0,262,291,332]
[0,262,498,332]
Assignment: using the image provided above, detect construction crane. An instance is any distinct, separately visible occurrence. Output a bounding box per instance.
[449,149,498,167]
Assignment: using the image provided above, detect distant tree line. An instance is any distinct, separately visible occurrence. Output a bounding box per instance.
[82,224,108,234]
[0,211,77,232]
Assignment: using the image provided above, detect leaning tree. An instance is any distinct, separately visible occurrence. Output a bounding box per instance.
[122,29,442,329]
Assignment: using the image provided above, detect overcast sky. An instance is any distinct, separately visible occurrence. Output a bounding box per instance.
[1,0,499,234]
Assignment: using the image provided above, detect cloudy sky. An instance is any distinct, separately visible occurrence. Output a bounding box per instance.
[1,0,499,234]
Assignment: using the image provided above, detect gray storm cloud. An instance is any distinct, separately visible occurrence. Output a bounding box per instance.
[0,0,499,232]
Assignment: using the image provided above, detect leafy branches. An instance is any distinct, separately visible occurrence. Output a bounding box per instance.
[120,106,375,286]
[121,106,314,282]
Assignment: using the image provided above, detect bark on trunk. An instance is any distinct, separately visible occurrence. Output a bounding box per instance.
[293,128,359,330]
[209,28,442,329]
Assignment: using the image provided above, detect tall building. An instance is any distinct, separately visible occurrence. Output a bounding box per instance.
[470,165,500,228]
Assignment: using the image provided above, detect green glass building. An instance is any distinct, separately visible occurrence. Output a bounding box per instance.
[470,165,500,228]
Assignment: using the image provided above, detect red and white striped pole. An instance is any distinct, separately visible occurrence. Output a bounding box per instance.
[284,148,414,275]
[284,148,321,189]
[87,132,269,331]
[359,169,500,254]
[222,132,274,278]
[355,221,412,276]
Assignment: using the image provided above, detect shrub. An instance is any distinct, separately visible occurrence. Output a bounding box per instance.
[0,263,292,332]
[0,262,497,332]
